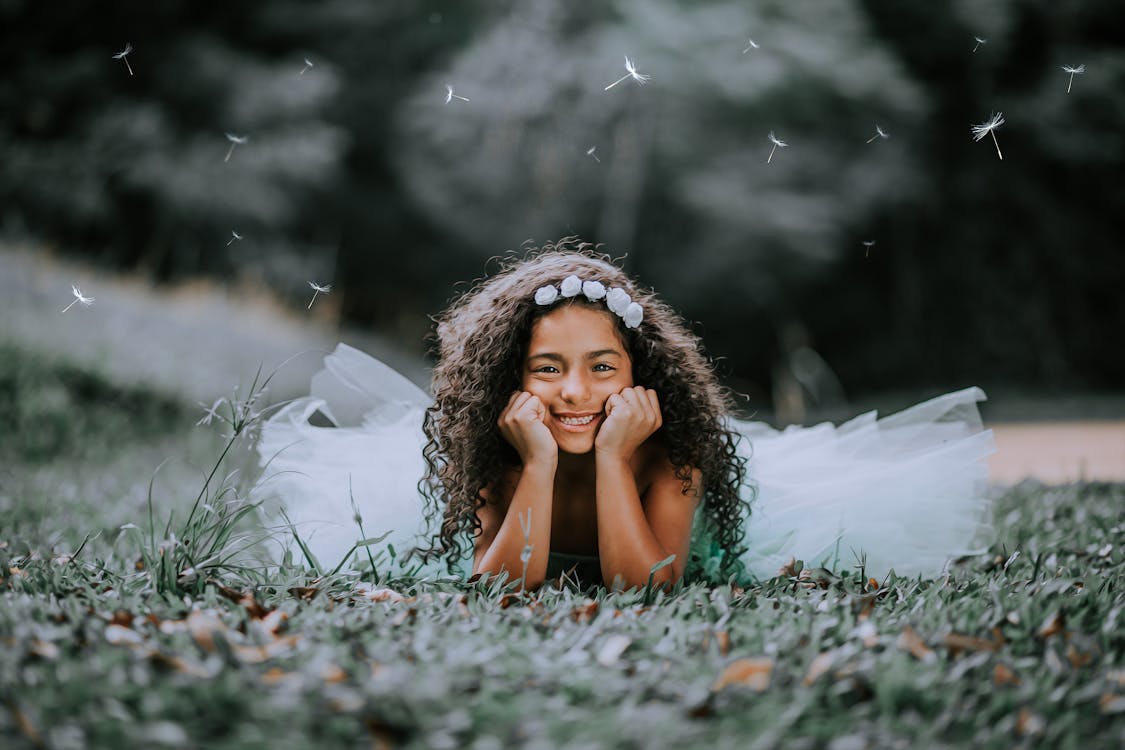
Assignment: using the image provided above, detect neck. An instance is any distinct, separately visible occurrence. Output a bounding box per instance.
[555,449,596,481]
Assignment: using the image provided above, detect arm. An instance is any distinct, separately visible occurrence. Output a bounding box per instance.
[473,459,556,589]
[594,386,700,590]
[595,455,701,590]
[472,392,558,590]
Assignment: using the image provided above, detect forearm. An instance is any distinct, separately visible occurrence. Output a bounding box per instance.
[474,461,556,588]
[595,456,677,590]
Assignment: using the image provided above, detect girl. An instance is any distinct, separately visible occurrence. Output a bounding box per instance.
[254,239,994,589]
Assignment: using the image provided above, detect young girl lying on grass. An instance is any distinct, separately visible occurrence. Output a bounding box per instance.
[254,239,994,589]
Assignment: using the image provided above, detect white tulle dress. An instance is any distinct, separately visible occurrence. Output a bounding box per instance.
[251,344,996,584]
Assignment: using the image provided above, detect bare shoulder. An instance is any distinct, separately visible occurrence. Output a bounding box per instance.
[640,439,702,502]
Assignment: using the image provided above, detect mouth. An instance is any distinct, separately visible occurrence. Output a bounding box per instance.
[553,412,602,431]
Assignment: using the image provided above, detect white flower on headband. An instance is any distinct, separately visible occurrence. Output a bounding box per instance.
[623,302,643,329]
[606,287,631,316]
[560,275,583,297]
[534,278,643,329]
[582,280,606,300]
[534,285,559,305]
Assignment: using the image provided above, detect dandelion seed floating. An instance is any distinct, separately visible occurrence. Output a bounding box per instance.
[1061,64,1085,94]
[300,57,314,76]
[862,240,876,259]
[113,43,134,76]
[971,111,1005,161]
[586,146,600,163]
[444,84,470,103]
[604,55,650,91]
[224,132,248,163]
[972,36,987,53]
[742,38,759,54]
[866,124,889,144]
[61,283,95,313]
[226,230,242,247]
[307,281,332,309]
[766,131,787,164]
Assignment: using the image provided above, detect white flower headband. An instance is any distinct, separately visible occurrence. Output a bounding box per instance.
[534,274,644,329]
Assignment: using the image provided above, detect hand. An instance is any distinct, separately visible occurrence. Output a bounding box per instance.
[498,391,558,465]
[594,386,662,461]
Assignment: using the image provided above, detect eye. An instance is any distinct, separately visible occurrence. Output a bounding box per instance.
[592,363,615,372]
[533,365,559,374]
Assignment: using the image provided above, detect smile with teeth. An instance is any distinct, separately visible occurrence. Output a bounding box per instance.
[557,414,597,426]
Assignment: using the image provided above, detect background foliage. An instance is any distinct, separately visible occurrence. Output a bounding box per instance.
[2,0,1122,411]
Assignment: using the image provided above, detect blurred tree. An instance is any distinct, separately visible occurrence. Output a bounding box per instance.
[389,0,928,397]
[0,0,347,290]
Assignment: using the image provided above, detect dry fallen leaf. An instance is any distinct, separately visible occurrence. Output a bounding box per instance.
[1016,707,1046,737]
[105,623,147,648]
[804,650,836,686]
[712,657,774,692]
[232,634,301,664]
[1036,610,1065,639]
[993,663,1020,687]
[944,632,1001,657]
[1100,693,1125,714]
[571,599,599,623]
[897,626,936,663]
[28,639,60,660]
[357,584,408,604]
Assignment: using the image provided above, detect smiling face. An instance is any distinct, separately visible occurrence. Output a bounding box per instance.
[522,304,634,455]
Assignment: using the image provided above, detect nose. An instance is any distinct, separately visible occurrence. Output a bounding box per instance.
[559,370,590,404]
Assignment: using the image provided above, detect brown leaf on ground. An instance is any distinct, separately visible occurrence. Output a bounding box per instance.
[208,579,272,619]
[1101,693,1125,714]
[993,663,1020,687]
[232,634,301,664]
[712,657,774,692]
[1036,610,1065,639]
[149,652,219,679]
[321,663,348,684]
[944,632,1001,657]
[288,585,321,601]
[185,610,228,653]
[715,630,730,655]
[1066,640,1098,669]
[571,599,599,623]
[389,607,417,627]
[357,584,408,604]
[104,623,147,648]
[28,639,60,660]
[1016,707,1046,737]
[109,609,134,627]
[897,626,936,663]
[804,650,836,686]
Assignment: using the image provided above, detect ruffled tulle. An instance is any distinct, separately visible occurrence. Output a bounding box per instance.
[252,344,995,583]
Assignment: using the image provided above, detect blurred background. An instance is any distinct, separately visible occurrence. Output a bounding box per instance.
[2,0,1124,482]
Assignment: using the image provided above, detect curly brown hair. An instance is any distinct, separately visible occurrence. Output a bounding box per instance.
[410,238,753,582]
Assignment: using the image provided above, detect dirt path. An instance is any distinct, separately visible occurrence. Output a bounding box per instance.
[4,244,1122,487]
[988,421,1125,485]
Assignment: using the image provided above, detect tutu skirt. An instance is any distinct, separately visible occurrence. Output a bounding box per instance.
[252,344,996,583]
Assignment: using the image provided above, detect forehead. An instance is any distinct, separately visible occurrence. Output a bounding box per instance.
[527,305,626,355]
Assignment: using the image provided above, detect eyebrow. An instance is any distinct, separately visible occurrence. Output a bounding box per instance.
[527,349,623,363]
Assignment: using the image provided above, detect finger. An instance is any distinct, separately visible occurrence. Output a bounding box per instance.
[605,393,625,417]
[503,392,531,425]
[524,395,546,421]
[643,388,660,418]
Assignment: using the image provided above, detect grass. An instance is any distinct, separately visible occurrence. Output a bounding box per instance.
[1,344,1123,749]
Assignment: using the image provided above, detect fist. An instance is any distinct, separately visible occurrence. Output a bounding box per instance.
[498,391,557,464]
[594,386,662,459]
